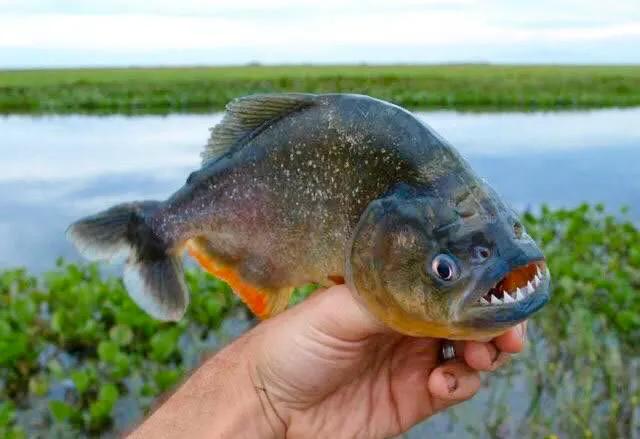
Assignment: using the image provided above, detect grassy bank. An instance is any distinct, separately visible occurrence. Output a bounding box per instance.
[1,65,640,114]
[1,204,639,438]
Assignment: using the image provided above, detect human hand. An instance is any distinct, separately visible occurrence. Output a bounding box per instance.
[131,284,526,439]
[247,284,527,438]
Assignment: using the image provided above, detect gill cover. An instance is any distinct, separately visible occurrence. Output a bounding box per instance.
[346,185,459,337]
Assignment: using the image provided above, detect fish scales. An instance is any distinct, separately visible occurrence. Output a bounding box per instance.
[67,93,550,339]
[158,96,424,284]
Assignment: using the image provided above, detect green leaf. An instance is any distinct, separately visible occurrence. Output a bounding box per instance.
[88,383,119,424]
[150,328,180,361]
[11,298,36,322]
[98,383,119,406]
[109,324,133,346]
[4,426,26,439]
[71,370,91,394]
[0,401,16,427]
[0,334,28,365]
[154,368,182,392]
[89,400,111,423]
[97,340,120,364]
[50,310,65,333]
[0,320,11,337]
[49,400,73,422]
[111,352,131,379]
[28,375,49,397]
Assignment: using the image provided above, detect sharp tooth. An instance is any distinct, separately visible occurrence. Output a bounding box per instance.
[526,281,535,294]
[533,275,540,286]
[480,297,490,305]
[516,289,525,301]
[503,292,515,303]
[490,295,502,305]
[536,266,542,277]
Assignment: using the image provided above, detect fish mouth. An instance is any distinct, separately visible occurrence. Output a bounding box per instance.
[476,260,549,307]
[461,260,550,327]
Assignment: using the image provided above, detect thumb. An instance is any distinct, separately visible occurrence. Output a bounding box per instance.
[294,284,389,342]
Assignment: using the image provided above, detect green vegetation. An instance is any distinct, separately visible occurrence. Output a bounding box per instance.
[1,64,640,114]
[0,204,638,437]
[443,204,640,438]
[0,264,246,437]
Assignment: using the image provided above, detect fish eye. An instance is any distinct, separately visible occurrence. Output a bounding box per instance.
[431,254,458,281]
[472,245,491,262]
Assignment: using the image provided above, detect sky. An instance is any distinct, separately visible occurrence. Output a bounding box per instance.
[0,0,639,68]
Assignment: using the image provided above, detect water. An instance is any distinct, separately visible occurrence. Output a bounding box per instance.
[2,108,639,436]
[1,107,640,272]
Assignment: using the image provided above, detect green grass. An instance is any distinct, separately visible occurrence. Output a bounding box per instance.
[1,64,640,114]
[1,204,639,437]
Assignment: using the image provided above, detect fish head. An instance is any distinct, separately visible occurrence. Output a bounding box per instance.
[346,182,550,340]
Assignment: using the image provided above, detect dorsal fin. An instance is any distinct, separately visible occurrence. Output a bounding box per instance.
[202,93,318,166]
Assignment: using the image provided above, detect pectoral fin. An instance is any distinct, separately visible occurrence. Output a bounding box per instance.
[186,239,292,319]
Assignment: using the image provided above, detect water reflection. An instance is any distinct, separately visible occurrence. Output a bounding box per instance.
[1,108,639,271]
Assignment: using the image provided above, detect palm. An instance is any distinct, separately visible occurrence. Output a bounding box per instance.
[250,286,522,437]
[277,333,442,437]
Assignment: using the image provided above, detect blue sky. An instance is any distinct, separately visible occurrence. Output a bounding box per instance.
[1,0,639,68]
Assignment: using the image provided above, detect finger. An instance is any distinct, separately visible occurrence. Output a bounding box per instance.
[493,321,527,354]
[427,360,481,412]
[295,284,389,341]
[463,341,505,371]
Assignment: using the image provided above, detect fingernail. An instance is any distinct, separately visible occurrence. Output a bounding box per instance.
[443,372,458,393]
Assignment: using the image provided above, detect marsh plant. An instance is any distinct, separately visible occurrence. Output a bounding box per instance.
[419,204,640,438]
[1,65,639,115]
[0,204,638,438]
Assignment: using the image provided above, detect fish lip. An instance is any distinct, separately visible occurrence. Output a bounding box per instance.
[459,258,550,323]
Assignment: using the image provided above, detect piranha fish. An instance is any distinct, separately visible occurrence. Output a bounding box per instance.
[67,93,550,339]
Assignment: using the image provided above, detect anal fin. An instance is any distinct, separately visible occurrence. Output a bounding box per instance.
[186,239,292,319]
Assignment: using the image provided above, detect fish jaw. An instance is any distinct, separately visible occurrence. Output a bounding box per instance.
[455,260,551,331]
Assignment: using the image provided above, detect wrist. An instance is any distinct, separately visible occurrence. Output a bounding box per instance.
[202,333,284,438]
[130,331,283,439]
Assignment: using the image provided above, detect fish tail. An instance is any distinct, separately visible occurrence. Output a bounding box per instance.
[66,201,188,321]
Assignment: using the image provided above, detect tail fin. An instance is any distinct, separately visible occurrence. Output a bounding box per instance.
[66,201,188,321]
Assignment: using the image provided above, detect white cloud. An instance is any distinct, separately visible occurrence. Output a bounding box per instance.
[0,0,638,66]
[1,12,638,50]
[0,0,476,16]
